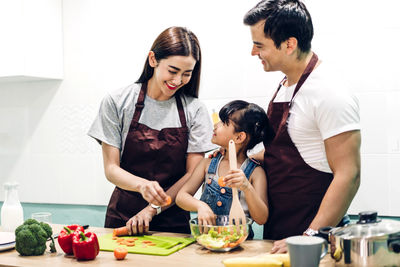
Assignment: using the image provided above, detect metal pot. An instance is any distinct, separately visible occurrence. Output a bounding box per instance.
[319,211,400,267]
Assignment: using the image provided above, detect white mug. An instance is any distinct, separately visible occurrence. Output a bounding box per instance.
[286,235,328,267]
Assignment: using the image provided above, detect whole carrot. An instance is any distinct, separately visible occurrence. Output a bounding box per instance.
[113,226,129,237]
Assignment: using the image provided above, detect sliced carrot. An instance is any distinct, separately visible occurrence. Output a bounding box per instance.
[113,226,129,237]
[114,247,128,260]
[126,237,138,242]
[236,236,246,243]
[147,243,156,246]
[218,176,225,187]
[142,240,153,244]
[126,243,135,247]
[228,242,237,248]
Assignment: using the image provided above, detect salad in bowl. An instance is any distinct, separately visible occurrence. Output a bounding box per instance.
[189,215,252,252]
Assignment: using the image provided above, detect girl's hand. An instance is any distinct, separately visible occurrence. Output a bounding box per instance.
[224,169,251,192]
[197,202,216,226]
[126,205,156,235]
[139,180,168,206]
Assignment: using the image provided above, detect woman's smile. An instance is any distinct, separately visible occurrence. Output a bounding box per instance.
[165,82,178,90]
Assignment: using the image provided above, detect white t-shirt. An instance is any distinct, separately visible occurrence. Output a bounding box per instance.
[273,63,360,173]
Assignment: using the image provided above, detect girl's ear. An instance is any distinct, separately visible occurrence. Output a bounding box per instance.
[235,131,247,144]
[148,51,158,67]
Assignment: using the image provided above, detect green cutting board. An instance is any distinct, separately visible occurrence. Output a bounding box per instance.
[98,233,195,256]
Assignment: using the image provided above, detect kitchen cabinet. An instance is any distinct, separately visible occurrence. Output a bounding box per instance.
[0,0,63,82]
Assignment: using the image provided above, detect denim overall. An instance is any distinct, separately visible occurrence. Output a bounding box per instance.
[200,153,260,239]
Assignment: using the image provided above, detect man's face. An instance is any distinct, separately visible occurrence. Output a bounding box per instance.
[249,20,284,72]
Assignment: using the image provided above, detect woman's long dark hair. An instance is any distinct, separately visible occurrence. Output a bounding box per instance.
[136,27,201,98]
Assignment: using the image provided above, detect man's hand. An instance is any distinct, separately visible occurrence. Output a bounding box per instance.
[208,147,226,158]
[270,238,288,253]
[126,205,156,235]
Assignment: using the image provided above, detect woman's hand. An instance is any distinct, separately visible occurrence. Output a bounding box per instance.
[139,180,168,206]
[197,202,216,226]
[223,169,251,192]
[126,205,157,235]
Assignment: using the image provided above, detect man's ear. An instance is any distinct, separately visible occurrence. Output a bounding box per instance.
[148,51,158,67]
[285,37,298,55]
[235,131,247,144]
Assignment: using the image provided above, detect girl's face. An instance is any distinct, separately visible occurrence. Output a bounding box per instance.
[211,120,236,147]
[149,53,196,100]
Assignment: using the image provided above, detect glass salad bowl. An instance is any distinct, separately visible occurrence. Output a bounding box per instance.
[189,215,252,252]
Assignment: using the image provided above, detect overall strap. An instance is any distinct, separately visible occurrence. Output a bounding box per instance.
[242,158,260,179]
[207,152,223,175]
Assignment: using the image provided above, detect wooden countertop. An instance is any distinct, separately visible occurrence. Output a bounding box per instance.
[0,224,336,267]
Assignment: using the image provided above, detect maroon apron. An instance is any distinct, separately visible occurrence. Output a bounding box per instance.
[263,53,333,240]
[105,82,190,233]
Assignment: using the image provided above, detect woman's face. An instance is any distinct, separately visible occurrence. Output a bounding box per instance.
[149,53,196,100]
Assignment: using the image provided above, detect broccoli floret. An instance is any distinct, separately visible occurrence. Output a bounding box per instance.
[40,222,56,253]
[39,222,52,237]
[15,219,57,256]
[22,218,40,226]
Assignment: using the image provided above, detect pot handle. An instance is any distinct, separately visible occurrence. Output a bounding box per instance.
[389,239,400,254]
[317,226,333,242]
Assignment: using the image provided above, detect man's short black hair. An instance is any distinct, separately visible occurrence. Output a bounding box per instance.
[244,0,313,53]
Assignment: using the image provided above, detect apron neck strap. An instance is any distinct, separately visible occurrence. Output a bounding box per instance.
[132,82,147,125]
[132,82,187,129]
[269,52,319,135]
[175,93,187,129]
[291,53,319,103]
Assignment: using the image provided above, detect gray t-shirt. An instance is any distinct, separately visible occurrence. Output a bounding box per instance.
[88,83,216,155]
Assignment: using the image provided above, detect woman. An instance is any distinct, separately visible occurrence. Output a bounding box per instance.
[88,27,215,234]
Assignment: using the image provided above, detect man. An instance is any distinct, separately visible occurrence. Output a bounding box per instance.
[243,0,361,253]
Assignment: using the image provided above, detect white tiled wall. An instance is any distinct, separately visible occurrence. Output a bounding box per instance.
[0,0,399,216]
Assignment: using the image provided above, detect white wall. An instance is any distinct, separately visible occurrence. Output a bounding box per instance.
[0,0,399,216]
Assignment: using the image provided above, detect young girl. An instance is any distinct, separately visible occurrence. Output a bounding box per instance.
[176,100,275,239]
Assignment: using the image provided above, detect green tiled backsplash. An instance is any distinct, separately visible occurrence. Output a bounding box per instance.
[0,202,398,240]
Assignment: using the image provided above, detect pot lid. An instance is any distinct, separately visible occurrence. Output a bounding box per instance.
[332,211,400,239]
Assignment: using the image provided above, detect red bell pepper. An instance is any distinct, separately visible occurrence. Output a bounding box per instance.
[72,231,99,260]
[58,224,85,255]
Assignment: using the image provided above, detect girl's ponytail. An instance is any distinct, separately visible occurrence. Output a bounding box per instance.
[219,100,275,152]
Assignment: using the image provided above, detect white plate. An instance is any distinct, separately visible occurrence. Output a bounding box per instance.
[0,232,15,252]
[0,242,15,252]
[0,232,15,244]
